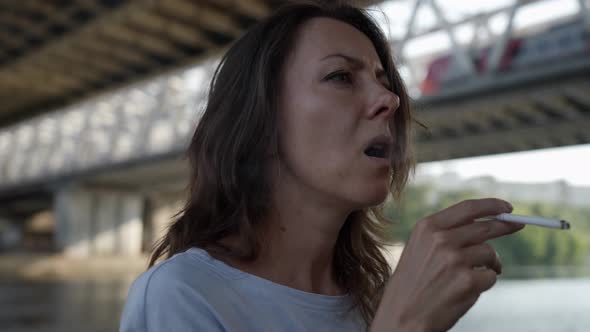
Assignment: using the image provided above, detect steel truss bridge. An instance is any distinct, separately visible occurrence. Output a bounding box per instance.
[0,0,588,252]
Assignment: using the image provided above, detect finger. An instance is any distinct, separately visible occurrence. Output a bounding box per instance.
[427,198,513,230]
[495,250,502,275]
[450,293,480,325]
[451,220,525,247]
[461,243,501,275]
[454,268,497,300]
[473,268,498,293]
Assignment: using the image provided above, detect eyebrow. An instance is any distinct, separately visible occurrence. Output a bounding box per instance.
[320,53,387,80]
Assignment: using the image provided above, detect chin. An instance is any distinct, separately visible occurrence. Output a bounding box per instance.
[351,182,390,208]
[367,188,390,206]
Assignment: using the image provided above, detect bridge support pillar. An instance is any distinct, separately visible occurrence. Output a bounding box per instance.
[54,185,144,257]
[145,196,184,251]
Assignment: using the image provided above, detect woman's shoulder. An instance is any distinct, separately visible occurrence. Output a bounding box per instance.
[131,247,242,297]
[120,247,238,331]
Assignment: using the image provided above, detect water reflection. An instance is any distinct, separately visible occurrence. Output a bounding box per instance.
[451,278,590,332]
[1,277,589,332]
[1,278,133,332]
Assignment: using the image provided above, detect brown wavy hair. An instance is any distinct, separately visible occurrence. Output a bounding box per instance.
[149,1,423,327]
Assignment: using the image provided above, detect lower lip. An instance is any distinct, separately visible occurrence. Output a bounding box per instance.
[365,155,390,167]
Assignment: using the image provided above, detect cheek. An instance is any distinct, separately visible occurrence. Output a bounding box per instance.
[278,83,389,206]
[281,118,353,185]
[280,90,356,163]
[280,119,390,207]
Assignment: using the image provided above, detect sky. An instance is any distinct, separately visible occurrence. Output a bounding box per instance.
[416,144,590,186]
[370,0,590,186]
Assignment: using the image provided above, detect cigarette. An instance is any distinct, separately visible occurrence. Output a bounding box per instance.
[475,213,571,230]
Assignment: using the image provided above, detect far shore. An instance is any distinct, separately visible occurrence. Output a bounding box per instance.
[1,251,589,281]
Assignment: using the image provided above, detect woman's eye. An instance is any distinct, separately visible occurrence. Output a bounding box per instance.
[326,71,352,83]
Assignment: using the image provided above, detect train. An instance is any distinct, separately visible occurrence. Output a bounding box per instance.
[420,16,590,95]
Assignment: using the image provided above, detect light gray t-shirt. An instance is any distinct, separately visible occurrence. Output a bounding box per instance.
[119,247,367,331]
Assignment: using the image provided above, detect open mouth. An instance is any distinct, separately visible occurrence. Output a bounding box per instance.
[363,134,393,160]
[364,144,388,158]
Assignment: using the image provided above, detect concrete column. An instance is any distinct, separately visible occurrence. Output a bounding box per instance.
[149,199,183,248]
[55,186,94,257]
[116,193,144,256]
[93,194,118,255]
[54,185,145,257]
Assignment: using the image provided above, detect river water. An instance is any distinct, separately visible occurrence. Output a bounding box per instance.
[450,278,590,332]
[1,277,589,331]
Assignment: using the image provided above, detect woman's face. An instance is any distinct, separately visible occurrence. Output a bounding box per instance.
[277,17,400,209]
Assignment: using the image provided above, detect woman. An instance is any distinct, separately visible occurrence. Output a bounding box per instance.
[119,2,525,331]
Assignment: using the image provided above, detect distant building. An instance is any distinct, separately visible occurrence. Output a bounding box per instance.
[412,171,590,208]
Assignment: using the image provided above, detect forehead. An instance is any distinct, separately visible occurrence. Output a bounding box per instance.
[289,17,383,68]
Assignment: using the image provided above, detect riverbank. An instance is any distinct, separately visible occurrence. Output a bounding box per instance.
[2,251,589,281]
[0,253,148,281]
[502,264,590,279]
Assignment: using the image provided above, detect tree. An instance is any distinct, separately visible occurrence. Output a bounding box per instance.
[384,183,590,267]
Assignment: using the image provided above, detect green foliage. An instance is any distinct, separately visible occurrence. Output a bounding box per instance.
[384,184,590,267]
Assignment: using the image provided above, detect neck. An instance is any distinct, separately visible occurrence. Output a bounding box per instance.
[217,164,353,296]
[251,203,350,296]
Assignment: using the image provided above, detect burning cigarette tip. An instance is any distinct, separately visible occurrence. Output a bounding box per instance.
[561,220,571,230]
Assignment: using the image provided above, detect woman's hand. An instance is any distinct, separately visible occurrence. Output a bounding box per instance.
[370,198,525,332]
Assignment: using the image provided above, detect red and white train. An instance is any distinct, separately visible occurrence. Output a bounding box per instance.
[420,17,590,95]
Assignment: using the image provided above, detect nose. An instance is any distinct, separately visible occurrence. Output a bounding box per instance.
[367,86,400,119]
